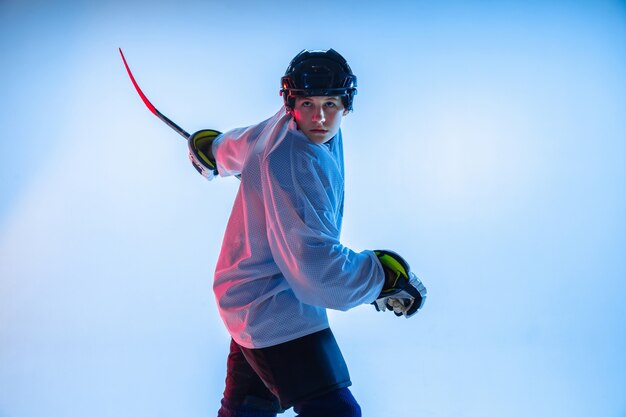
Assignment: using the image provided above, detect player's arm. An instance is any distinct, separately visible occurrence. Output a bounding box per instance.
[190,109,288,180]
[262,143,384,311]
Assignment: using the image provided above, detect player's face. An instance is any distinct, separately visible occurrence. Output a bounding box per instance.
[291,96,349,144]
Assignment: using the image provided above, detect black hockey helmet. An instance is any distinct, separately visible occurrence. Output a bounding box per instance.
[280,49,357,111]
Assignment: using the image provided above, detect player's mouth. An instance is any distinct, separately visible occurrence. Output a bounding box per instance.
[310,128,328,134]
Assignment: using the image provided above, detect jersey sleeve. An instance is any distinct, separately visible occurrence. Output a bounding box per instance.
[212,109,287,177]
[261,137,385,311]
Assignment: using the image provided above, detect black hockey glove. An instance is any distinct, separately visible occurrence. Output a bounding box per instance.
[373,250,427,318]
[188,129,221,180]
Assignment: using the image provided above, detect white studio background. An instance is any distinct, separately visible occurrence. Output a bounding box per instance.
[1,1,625,416]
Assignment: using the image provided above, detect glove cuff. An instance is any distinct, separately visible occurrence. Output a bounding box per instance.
[374,249,410,296]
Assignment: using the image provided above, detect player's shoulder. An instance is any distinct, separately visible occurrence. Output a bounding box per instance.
[267,126,318,162]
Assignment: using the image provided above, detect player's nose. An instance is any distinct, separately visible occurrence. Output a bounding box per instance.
[311,106,325,123]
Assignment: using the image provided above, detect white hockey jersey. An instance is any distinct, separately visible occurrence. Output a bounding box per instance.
[211,107,385,349]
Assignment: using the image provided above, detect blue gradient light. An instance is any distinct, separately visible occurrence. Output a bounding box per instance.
[1,2,625,417]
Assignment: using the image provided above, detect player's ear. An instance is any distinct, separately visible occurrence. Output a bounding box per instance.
[343,108,349,116]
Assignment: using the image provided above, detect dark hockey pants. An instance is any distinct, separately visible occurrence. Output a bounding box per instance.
[218,387,360,417]
[217,328,361,417]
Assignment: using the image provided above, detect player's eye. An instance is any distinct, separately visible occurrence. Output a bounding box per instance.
[324,101,336,108]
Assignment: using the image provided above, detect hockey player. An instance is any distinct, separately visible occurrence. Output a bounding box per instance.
[188,49,427,417]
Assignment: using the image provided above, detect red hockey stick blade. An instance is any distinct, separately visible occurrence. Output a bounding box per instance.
[119,48,190,139]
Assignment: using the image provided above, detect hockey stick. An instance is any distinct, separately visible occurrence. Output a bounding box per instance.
[119,48,190,139]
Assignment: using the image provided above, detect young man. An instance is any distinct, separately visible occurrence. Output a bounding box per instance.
[188,49,427,417]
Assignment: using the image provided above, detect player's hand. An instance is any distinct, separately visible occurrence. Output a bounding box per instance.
[188,129,220,180]
[373,272,427,317]
[372,250,427,318]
